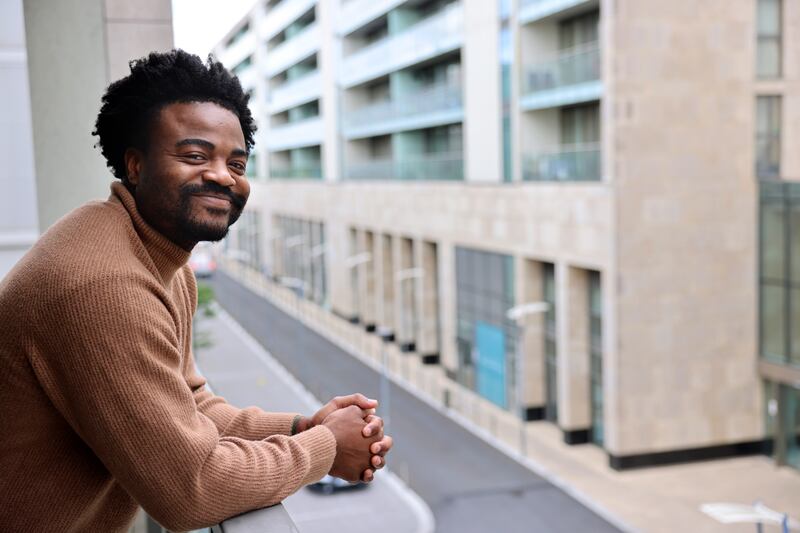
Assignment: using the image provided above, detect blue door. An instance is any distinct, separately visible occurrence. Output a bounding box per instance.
[475,321,507,408]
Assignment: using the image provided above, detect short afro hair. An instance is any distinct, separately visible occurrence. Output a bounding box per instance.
[93,49,256,183]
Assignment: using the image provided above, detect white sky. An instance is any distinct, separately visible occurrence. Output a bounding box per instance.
[171,0,259,57]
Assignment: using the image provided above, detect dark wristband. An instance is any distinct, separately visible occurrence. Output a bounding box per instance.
[290,414,303,435]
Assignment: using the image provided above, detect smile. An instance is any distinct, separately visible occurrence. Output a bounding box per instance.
[193,194,232,210]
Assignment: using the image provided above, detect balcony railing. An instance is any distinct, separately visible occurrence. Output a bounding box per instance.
[270,165,323,179]
[337,0,406,36]
[268,71,322,114]
[523,143,601,181]
[265,22,320,77]
[346,153,463,181]
[212,503,299,533]
[266,117,324,151]
[262,0,317,41]
[519,0,598,24]
[343,82,463,138]
[523,41,600,95]
[340,3,463,88]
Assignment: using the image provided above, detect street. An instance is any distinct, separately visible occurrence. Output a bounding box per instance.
[208,271,621,533]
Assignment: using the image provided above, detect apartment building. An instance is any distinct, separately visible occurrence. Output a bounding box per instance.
[215,0,800,471]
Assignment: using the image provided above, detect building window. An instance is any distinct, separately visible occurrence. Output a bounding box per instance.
[543,262,558,421]
[759,181,800,368]
[455,247,516,409]
[756,96,781,179]
[589,271,603,446]
[276,215,327,305]
[756,0,782,79]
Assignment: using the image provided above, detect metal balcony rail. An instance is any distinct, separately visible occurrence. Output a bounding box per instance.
[522,41,600,95]
[523,143,601,181]
[346,153,463,181]
[343,81,463,131]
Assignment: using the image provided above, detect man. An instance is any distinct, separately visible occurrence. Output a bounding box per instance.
[0,50,392,532]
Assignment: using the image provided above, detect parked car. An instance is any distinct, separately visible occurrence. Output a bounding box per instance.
[306,475,368,495]
[189,249,217,278]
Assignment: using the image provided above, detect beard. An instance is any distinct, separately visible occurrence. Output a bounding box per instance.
[176,182,247,243]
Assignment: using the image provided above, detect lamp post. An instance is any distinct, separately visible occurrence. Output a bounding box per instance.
[395,267,424,382]
[506,301,550,456]
[344,252,372,354]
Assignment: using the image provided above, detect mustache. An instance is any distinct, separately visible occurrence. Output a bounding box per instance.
[180,182,246,210]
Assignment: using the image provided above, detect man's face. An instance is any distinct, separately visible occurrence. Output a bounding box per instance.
[125,101,250,250]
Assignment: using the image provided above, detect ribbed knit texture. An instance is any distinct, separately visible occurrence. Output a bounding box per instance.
[0,183,336,532]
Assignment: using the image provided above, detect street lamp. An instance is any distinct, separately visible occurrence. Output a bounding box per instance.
[506,301,550,456]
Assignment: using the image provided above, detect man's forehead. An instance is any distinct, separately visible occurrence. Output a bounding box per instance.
[155,101,245,147]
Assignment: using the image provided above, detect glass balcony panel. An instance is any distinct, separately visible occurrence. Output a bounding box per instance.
[262,0,317,41]
[268,71,322,114]
[340,3,463,88]
[265,22,320,77]
[523,142,600,181]
[219,30,257,72]
[344,81,463,137]
[347,152,463,181]
[519,0,598,24]
[523,41,600,95]
[337,0,406,37]
[236,65,257,92]
[266,117,323,151]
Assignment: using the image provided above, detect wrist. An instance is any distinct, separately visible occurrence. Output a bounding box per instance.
[291,415,312,435]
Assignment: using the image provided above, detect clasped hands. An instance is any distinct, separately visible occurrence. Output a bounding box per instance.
[294,393,393,483]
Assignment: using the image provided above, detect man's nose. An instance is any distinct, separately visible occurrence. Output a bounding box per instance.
[202,160,236,187]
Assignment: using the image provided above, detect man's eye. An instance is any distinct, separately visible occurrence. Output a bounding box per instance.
[183,154,205,161]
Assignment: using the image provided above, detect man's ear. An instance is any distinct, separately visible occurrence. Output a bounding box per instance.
[124,148,144,186]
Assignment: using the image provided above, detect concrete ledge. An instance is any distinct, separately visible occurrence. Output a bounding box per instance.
[211,503,299,533]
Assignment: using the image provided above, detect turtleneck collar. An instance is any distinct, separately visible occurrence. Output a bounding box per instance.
[109,182,191,284]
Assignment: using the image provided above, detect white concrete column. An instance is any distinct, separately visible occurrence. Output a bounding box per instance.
[462,0,502,182]
[23,0,173,230]
[317,0,341,181]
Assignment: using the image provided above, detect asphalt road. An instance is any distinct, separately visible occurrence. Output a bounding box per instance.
[209,272,620,533]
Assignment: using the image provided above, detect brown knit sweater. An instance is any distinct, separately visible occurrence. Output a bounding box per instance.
[0,183,336,532]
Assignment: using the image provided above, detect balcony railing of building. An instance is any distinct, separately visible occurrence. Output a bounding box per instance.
[340,2,463,88]
[270,165,323,179]
[522,143,601,182]
[337,0,407,37]
[265,22,320,78]
[519,0,598,25]
[346,152,463,181]
[268,70,322,114]
[343,81,463,139]
[523,41,600,95]
[261,0,317,41]
[144,502,299,533]
[219,30,257,73]
[266,116,324,151]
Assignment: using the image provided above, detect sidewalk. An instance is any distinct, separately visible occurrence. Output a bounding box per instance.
[195,308,433,533]
[221,263,800,533]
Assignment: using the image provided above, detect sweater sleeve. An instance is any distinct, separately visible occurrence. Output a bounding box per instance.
[190,378,299,439]
[30,273,336,532]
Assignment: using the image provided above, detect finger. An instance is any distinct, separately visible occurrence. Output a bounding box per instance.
[331,393,378,410]
[371,455,384,469]
[362,415,383,437]
[371,435,393,455]
[361,468,375,483]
